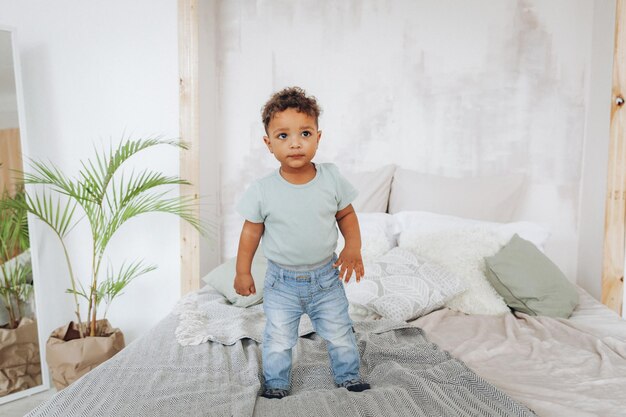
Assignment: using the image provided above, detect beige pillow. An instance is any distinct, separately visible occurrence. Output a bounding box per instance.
[388,169,525,222]
[344,164,396,212]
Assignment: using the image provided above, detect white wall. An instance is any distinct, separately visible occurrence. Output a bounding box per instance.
[214,0,606,296]
[0,0,181,343]
[0,0,618,347]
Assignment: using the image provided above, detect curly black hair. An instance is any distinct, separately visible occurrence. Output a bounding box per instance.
[261,86,322,133]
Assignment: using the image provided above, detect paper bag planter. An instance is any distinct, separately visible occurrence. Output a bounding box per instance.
[0,318,41,396]
[46,319,124,390]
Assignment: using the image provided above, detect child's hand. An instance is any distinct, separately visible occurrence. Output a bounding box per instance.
[334,247,365,283]
[234,273,256,296]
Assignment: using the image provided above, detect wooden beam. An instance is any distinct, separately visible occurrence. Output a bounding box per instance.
[602,0,626,316]
[0,128,23,196]
[178,0,200,295]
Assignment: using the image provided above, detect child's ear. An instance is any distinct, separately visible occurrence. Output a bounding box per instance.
[317,130,322,144]
[263,136,273,153]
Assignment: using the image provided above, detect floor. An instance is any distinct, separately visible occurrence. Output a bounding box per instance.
[0,388,56,417]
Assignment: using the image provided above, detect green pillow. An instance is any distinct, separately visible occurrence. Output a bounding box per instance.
[201,250,267,307]
[484,234,579,318]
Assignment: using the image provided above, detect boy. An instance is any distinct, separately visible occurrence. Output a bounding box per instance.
[234,87,370,399]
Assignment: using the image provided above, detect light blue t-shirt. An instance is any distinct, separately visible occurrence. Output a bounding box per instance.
[236,162,358,267]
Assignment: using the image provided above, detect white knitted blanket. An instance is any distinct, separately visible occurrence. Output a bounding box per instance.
[173,286,316,346]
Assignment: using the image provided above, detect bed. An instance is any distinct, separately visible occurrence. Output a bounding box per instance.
[25,165,626,417]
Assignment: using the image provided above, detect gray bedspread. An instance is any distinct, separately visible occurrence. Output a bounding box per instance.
[27,288,537,417]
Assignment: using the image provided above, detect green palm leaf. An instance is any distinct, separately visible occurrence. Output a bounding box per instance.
[96,191,202,255]
[19,191,79,238]
[24,160,84,201]
[0,189,29,263]
[105,170,189,214]
[100,259,156,307]
[87,138,188,202]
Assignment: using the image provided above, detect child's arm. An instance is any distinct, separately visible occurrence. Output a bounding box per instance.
[334,204,365,283]
[234,220,265,296]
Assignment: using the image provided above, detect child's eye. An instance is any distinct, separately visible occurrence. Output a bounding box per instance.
[277,133,288,140]
[302,131,311,137]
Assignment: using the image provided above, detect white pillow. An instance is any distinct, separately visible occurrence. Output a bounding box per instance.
[393,211,550,251]
[344,164,396,212]
[398,226,510,315]
[344,247,466,322]
[337,212,397,262]
[388,169,526,222]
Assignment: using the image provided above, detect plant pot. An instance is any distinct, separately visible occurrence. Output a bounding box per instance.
[46,319,125,390]
[0,317,42,396]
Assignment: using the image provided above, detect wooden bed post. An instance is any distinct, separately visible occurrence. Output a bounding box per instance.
[603,0,626,316]
[178,0,200,295]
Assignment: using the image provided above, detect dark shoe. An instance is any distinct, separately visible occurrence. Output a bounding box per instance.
[261,388,290,399]
[339,379,371,392]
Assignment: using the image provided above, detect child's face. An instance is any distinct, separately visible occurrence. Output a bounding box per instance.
[263,108,321,171]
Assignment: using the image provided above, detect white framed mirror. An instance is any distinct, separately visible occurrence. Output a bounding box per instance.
[0,26,50,404]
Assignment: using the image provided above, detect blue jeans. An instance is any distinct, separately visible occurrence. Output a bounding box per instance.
[262,255,361,390]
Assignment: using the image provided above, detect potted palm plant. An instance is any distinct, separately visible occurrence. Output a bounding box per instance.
[0,186,41,396]
[10,138,202,389]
